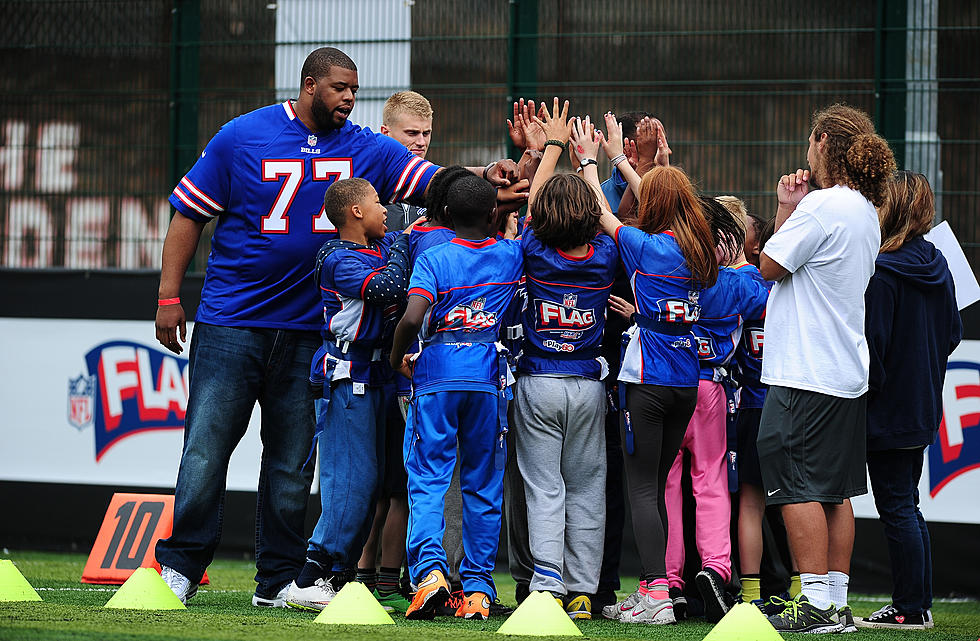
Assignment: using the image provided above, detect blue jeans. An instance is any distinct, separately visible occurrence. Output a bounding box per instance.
[155,323,317,598]
[308,380,387,572]
[866,447,932,614]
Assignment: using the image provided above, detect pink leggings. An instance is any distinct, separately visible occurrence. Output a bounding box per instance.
[665,379,732,589]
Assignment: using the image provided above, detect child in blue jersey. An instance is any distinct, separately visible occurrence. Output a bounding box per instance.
[575,107,719,625]
[285,177,422,611]
[662,196,769,623]
[512,108,618,620]
[389,175,522,621]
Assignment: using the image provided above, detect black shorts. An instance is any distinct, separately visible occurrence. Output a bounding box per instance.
[757,386,867,505]
[736,407,764,487]
[381,394,408,498]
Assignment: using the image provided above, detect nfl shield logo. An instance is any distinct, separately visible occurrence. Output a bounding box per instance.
[307,134,317,146]
[563,293,578,307]
[68,374,95,430]
[471,297,486,311]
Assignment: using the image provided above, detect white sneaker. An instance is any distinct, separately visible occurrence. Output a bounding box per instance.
[160,565,198,604]
[252,583,290,607]
[601,588,643,620]
[285,578,336,611]
[622,593,676,625]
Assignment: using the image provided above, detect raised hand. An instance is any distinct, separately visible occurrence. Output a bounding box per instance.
[600,112,624,160]
[571,116,600,161]
[507,99,527,150]
[636,117,659,162]
[777,169,810,208]
[652,119,671,167]
[533,97,572,145]
[624,138,639,169]
[519,100,547,152]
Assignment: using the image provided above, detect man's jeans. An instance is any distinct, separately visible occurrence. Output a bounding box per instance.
[867,447,933,615]
[155,323,317,598]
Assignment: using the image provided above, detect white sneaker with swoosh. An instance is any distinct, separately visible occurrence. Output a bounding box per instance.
[601,589,643,620]
[625,593,676,625]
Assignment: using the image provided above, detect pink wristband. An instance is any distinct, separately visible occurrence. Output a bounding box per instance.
[158,297,181,306]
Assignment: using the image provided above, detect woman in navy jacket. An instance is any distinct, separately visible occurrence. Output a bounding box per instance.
[858,171,962,630]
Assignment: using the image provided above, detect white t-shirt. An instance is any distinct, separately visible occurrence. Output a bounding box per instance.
[761,185,880,398]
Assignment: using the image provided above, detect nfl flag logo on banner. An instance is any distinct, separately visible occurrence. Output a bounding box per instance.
[308,134,317,147]
[68,374,95,429]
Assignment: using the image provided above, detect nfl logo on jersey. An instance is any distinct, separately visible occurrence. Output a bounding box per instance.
[68,374,95,429]
[470,297,486,311]
[563,293,578,308]
[307,134,317,147]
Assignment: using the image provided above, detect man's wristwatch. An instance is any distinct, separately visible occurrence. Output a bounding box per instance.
[579,158,598,168]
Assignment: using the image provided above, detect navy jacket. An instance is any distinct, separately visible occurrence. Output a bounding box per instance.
[865,236,962,451]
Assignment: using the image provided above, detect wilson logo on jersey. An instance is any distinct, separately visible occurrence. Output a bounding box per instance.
[696,336,717,359]
[659,298,700,323]
[932,360,980,496]
[535,298,596,333]
[68,341,188,461]
[745,327,764,358]
[445,297,497,330]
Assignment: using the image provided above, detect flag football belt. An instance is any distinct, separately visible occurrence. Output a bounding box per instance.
[423,329,510,470]
[632,313,694,336]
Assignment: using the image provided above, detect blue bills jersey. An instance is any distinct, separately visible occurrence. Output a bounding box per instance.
[408,237,523,395]
[316,232,410,385]
[693,264,770,380]
[519,227,618,379]
[408,224,456,263]
[615,226,703,387]
[732,264,771,407]
[168,100,440,330]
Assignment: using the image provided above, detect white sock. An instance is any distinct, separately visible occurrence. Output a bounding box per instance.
[800,572,832,609]
[828,571,849,607]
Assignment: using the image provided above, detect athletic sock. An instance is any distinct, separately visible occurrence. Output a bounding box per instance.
[647,579,669,600]
[740,575,761,603]
[356,567,377,593]
[637,579,649,596]
[376,566,400,596]
[296,559,327,589]
[828,571,849,607]
[789,573,802,598]
[800,572,831,609]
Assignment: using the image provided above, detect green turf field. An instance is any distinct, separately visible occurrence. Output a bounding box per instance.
[1,551,978,640]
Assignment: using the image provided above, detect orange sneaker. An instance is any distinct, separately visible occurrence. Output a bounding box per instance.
[405,569,450,620]
[456,591,491,620]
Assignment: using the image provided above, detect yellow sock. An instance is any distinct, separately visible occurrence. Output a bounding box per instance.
[789,574,802,599]
[741,576,761,603]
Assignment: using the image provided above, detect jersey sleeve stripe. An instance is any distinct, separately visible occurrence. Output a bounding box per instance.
[391,156,423,203]
[400,161,434,201]
[282,100,296,120]
[408,287,434,303]
[360,269,381,298]
[172,186,216,218]
[180,177,224,212]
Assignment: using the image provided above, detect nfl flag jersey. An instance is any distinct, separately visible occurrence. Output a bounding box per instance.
[693,264,770,380]
[733,264,771,407]
[519,227,618,379]
[408,237,523,395]
[615,225,703,387]
[168,100,440,330]
[408,224,456,263]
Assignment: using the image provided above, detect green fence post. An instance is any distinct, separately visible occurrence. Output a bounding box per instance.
[875,0,907,168]
[169,0,200,192]
[507,0,538,161]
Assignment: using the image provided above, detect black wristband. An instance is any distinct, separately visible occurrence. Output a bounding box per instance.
[544,139,567,152]
[483,162,495,181]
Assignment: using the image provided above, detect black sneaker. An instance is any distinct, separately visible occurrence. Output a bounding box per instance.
[836,605,857,633]
[669,587,688,621]
[695,568,730,623]
[436,589,465,617]
[855,604,926,630]
[757,594,791,617]
[488,597,514,617]
[767,594,843,634]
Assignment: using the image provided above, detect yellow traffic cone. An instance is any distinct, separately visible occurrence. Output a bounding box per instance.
[103,567,186,610]
[314,580,394,625]
[496,590,582,636]
[0,559,42,602]
[702,602,783,641]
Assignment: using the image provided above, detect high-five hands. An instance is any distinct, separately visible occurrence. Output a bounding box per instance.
[570,116,601,161]
[533,98,572,146]
[508,98,547,152]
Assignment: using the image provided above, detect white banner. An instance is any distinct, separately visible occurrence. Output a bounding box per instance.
[851,340,980,524]
[0,318,266,491]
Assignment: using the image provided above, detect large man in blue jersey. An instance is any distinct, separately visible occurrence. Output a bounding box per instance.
[153,47,517,607]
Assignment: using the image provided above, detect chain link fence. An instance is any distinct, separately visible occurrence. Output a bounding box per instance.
[1,0,977,272]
